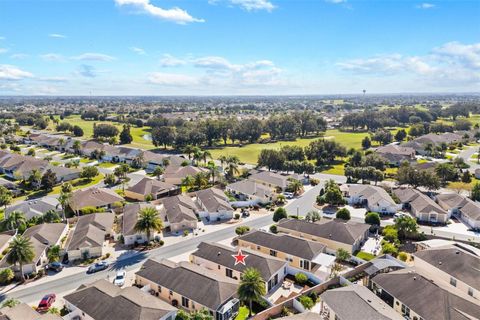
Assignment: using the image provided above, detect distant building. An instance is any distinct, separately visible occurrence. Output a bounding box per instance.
[343,184,400,215]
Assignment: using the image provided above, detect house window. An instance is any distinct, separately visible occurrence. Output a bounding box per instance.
[226,268,233,278]
[401,304,410,316]
[257,245,261,250]
[450,277,457,287]
[158,286,161,293]
[169,290,173,296]
[300,260,310,270]
[181,297,189,308]
[468,287,474,296]
[270,250,277,257]
[218,265,221,270]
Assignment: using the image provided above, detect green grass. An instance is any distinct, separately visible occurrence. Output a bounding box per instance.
[98,162,117,168]
[235,307,250,320]
[320,162,345,175]
[356,251,375,261]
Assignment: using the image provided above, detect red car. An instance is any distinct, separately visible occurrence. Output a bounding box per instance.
[37,294,56,312]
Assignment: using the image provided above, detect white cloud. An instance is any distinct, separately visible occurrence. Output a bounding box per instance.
[416,3,435,9]
[0,48,7,54]
[10,53,29,59]
[0,65,34,80]
[160,54,187,67]
[114,0,204,24]
[148,72,198,86]
[41,53,64,62]
[49,33,67,38]
[130,47,146,55]
[72,53,116,61]
[38,76,68,82]
[337,41,480,87]
[0,37,5,41]
[230,0,275,11]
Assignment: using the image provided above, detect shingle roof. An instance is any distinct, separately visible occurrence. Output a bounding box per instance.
[347,184,396,208]
[67,212,114,250]
[163,165,207,181]
[0,231,15,251]
[436,193,480,221]
[192,242,286,280]
[122,203,162,236]
[277,219,370,246]
[375,145,415,156]
[127,177,177,197]
[63,279,176,320]
[226,180,274,199]
[414,245,480,291]
[136,259,238,311]
[160,195,198,224]
[5,197,60,220]
[320,285,403,320]
[195,188,232,212]
[372,270,480,320]
[0,303,63,320]
[248,171,290,188]
[70,187,124,211]
[238,229,326,260]
[394,188,447,216]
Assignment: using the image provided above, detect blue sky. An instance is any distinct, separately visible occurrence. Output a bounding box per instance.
[0,0,479,95]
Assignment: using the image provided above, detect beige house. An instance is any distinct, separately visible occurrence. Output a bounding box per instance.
[237,229,328,273]
[163,165,208,185]
[69,187,124,213]
[66,212,114,261]
[135,259,240,320]
[122,203,164,246]
[0,302,63,320]
[276,219,370,254]
[159,195,199,233]
[394,188,449,224]
[125,177,180,201]
[413,244,480,300]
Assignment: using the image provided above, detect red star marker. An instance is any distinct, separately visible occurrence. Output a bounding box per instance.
[232,249,248,266]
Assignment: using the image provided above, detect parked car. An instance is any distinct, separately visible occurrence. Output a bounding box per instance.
[284,192,294,199]
[87,261,109,274]
[113,270,126,287]
[241,209,250,217]
[46,262,64,273]
[37,294,56,312]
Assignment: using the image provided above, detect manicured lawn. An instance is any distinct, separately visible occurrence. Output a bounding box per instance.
[235,307,250,320]
[98,162,117,168]
[320,163,345,175]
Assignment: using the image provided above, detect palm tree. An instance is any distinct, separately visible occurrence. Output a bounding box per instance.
[58,191,71,222]
[7,236,35,282]
[0,185,12,210]
[225,155,240,180]
[134,207,163,244]
[193,172,209,190]
[192,147,202,166]
[153,166,164,180]
[72,140,81,155]
[183,145,195,160]
[2,211,27,232]
[181,175,194,191]
[238,268,266,317]
[207,161,219,184]
[218,155,228,170]
[425,143,434,157]
[287,178,303,196]
[28,169,42,189]
[47,245,61,262]
[201,150,212,165]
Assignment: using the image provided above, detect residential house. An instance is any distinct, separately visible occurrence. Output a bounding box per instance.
[247,171,300,192]
[374,145,416,166]
[47,165,81,183]
[402,132,464,155]
[0,302,63,320]
[436,193,480,229]
[195,188,234,222]
[371,269,480,320]
[69,187,124,213]
[276,219,370,254]
[135,259,240,320]
[190,242,287,293]
[0,223,68,274]
[0,230,15,255]
[63,279,177,320]
[475,168,480,179]
[122,203,164,245]
[320,285,403,320]
[159,195,199,233]
[344,184,400,215]
[79,140,105,158]
[0,153,48,180]
[142,151,187,172]
[125,177,180,201]
[0,177,21,196]
[66,211,114,261]
[5,196,60,221]
[394,188,449,224]
[413,244,480,300]
[101,146,142,164]
[226,179,277,205]
[237,230,332,274]
[163,165,208,185]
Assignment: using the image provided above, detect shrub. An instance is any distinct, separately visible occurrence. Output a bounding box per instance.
[335,208,351,220]
[234,213,240,220]
[235,226,250,235]
[310,178,319,186]
[0,269,14,284]
[382,225,398,243]
[269,225,278,234]
[105,253,111,259]
[336,248,351,262]
[273,207,287,222]
[159,240,165,246]
[298,295,314,310]
[398,251,408,262]
[80,206,104,215]
[295,272,308,285]
[381,241,398,256]
[183,230,189,237]
[365,212,380,226]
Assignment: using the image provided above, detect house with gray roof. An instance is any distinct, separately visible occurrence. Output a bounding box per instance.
[63,279,177,320]
[320,285,403,320]
[247,171,300,191]
[142,150,187,172]
[375,145,416,166]
[135,259,240,320]
[69,187,124,213]
[66,212,114,261]
[394,188,449,224]
[163,165,208,185]
[276,219,370,254]
[5,196,60,221]
[413,245,480,300]
[122,203,164,246]
[0,223,68,275]
[195,188,233,222]
[191,242,287,293]
[160,195,198,233]
[371,269,480,320]
[226,179,277,205]
[0,302,63,320]
[436,193,480,230]
[237,229,329,273]
[125,177,180,201]
[344,184,400,215]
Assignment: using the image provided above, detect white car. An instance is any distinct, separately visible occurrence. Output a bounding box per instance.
[284,192,294,199]
[113,270,126,287]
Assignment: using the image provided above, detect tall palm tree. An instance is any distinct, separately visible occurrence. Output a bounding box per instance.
[134,207,163,243]
[153,166,164,180]
[287,178,303,196]
[58,191,71,222]
[193,172,209,190]
[218,155,228,170]
[72,140,81,155]
[237,268,266,317]
[207,161,219,184]
[225,156,240,180]
[192,147,202,166]
[183,145,195,160]
[201,150,212,165]
[182,175,194,191]
[7,236,35,283]
[2,211,27,232]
